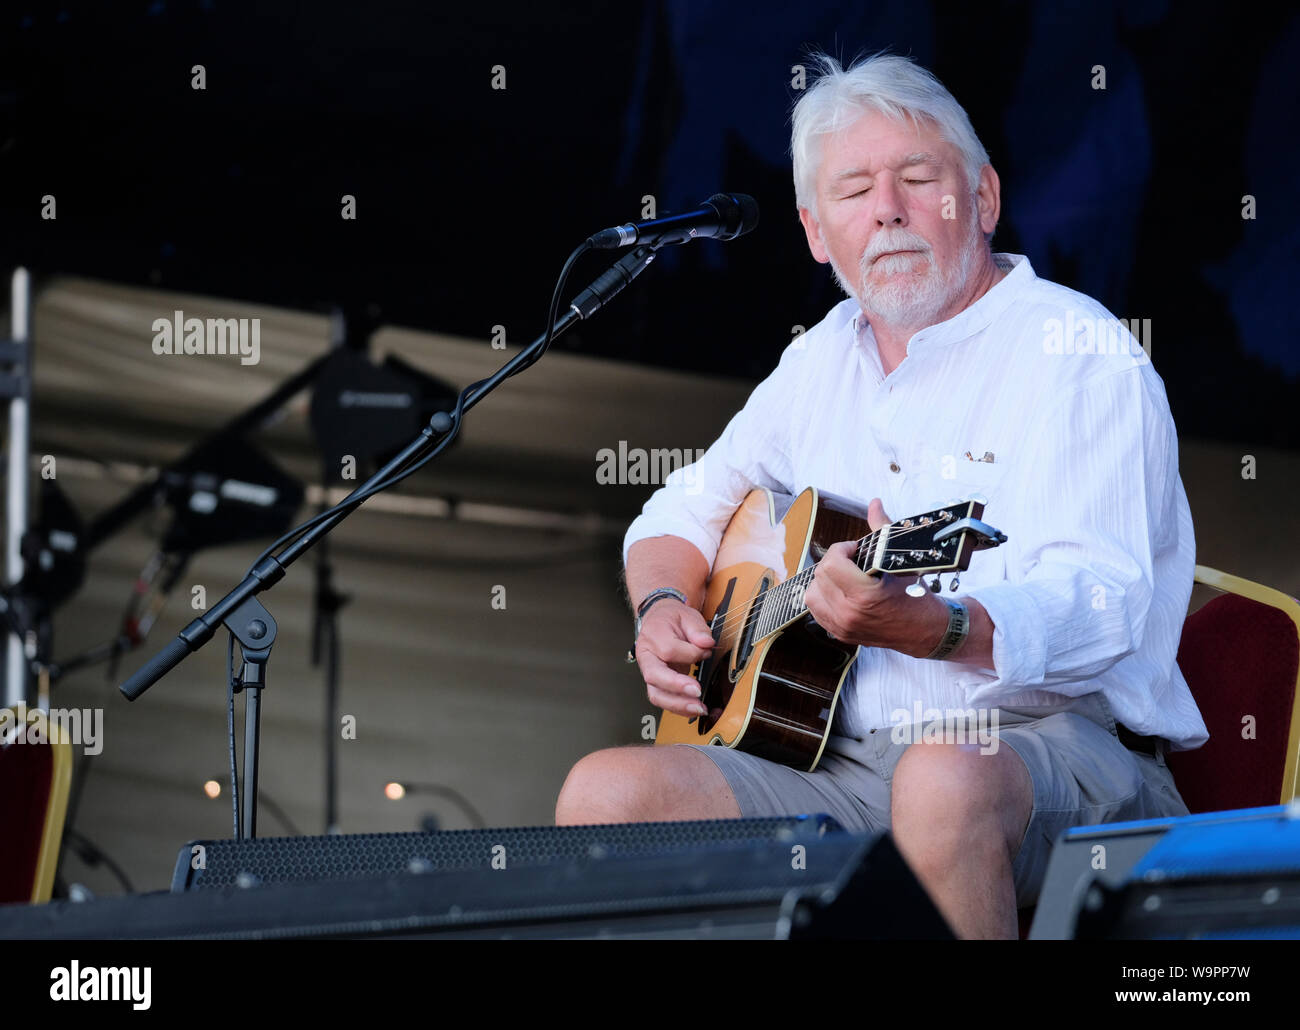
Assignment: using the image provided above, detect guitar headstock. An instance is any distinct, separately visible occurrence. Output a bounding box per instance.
[860,499,1007,577]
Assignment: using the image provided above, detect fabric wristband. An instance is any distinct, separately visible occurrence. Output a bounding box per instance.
[636,587,688,620]
[925,597,970,660]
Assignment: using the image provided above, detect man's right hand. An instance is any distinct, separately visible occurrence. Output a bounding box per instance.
[633,600,716,718]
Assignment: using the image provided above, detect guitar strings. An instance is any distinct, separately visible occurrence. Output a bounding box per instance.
[700,519,954,641]
[705,519,945,637]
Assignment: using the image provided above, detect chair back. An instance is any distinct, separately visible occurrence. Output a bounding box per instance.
[0,706,73,904]
[1168,567,1300,814]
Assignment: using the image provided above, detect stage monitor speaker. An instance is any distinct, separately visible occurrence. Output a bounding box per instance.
[1,822,954,939]
[172,814,842,892]
[1030,803,1300,939]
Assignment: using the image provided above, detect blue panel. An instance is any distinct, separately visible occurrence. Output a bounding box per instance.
[1133,812,1300,879]
[1062,804,1291,842]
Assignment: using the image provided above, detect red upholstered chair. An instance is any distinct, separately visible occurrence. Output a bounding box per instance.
[1017,566,1300,939]
[1165,565,1300,813]
[0,706,73,904]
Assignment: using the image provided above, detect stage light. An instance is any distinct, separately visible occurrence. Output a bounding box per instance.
[380,781,485,827]
[203,779,221,799]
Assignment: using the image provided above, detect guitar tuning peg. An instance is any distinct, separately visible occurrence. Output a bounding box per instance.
[949,573,960,592]
[928,575,942,593]
[905,575,927,598]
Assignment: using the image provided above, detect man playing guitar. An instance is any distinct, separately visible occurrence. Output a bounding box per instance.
[555,51,1205,940]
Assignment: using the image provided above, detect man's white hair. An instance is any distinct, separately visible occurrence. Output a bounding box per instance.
[791,51,990,218]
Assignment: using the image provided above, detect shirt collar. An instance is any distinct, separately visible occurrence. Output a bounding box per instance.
[851,252,1034,353]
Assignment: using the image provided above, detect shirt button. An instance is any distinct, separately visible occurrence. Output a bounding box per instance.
[888,462,901,473]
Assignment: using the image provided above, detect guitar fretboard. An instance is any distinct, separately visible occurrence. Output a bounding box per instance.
[751,536,872,640]
[744,506,972,643]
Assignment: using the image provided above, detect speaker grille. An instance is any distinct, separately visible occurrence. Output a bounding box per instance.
[174,814,841,891]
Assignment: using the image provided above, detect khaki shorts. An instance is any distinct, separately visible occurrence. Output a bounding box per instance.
[683,691,1189,908]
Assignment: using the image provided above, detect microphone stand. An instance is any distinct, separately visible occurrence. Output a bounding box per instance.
[313,531,346,835]
[118,242,662,839]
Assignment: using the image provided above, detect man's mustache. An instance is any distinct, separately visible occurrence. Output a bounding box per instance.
[861,237,933,268]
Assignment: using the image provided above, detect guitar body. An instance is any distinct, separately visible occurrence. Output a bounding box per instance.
[654,486,869,771]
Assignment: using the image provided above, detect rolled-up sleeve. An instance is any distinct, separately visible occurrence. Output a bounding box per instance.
[964,364,1183,699]
[621,339,808,569]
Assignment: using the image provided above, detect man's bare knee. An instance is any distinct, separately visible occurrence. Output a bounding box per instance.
[555,744,741,825]
[891,741,1032,868]
[554,746,643,825]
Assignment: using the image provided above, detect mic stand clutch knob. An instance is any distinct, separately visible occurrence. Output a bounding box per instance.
[226,595,278,839]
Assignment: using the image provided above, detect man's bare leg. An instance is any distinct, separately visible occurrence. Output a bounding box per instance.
[889,740,1034,940]
[558,738,1033,938]
[555,744,741,824]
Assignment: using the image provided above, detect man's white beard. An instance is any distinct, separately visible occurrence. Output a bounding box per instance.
[831,213,983,333]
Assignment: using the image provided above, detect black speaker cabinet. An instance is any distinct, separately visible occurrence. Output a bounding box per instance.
[172,814,841,891]
[1,818,954,939]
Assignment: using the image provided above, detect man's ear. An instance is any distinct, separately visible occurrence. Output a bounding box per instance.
[976,164,1001,239]
[799,206,830,264]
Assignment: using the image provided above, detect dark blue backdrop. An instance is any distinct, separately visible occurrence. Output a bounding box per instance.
[4,0,1296,445]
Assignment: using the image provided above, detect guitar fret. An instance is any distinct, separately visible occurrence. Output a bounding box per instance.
[754,521,949,642]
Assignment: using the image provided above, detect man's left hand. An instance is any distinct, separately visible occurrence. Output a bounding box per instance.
[803,497,950,658]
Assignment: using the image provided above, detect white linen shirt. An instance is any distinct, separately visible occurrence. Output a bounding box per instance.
[622,253,1209,750]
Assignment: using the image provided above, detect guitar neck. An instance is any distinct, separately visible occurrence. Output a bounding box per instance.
[750,501,1004,641]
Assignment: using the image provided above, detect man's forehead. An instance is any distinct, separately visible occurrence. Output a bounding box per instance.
[819,112,954,179]
[829,151,943,181]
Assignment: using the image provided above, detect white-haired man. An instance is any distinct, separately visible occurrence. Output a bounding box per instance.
[555,52,1206,940]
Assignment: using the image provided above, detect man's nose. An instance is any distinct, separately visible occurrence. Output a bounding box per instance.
[873,178,907,227]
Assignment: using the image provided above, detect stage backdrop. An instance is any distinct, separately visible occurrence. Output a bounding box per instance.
[2,0,1297,447]
[0,2,1297,894]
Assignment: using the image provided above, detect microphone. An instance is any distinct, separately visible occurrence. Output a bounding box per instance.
[588,192,759,250]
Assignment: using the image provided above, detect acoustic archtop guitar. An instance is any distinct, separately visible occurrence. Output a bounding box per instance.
[653,486,1006,771]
